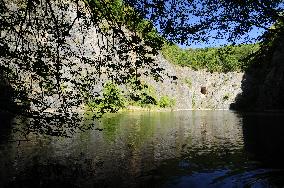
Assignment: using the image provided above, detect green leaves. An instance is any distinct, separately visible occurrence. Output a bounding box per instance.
[126,78,175,108]
[158,96,175,108]
[161,43,259,72]
[125,0,284,45]
[127,80,158,107]
[87,82,126,117]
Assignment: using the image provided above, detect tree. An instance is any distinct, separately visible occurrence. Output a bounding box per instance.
[124,0,284,45]
[0,0,283,136]
[0,0,165,136]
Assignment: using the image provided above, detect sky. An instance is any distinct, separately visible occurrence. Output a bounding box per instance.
[178,26,266,49]
[135,0,277,49]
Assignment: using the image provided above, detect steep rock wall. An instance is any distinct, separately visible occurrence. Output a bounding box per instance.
[232,33,284,111]
[144,55,244,110]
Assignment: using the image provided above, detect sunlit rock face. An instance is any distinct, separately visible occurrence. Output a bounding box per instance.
[0,0,110,112]
[144,56,244,110]
[0,0,145,113]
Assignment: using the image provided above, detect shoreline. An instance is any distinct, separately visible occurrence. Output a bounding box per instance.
[120,106,231,112]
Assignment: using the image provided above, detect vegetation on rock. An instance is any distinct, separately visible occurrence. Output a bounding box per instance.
[87,79,176,115]
[87,82,126,117]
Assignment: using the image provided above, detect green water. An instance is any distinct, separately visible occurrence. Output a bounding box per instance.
[0,111,284,187]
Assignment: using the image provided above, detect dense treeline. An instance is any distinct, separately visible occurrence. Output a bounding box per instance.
[161,43,260,72]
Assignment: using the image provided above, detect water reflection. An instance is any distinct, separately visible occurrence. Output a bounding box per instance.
[0,111,284,187]
[242,112,284,167]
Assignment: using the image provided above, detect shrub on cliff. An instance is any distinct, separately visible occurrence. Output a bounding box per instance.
[87,82,126,117]
[158,96,176,108]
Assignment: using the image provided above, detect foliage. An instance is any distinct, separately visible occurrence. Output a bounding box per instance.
[1,0,283,136]
[223,93,230,101]
[0,0,165,136]
[86,79,176,111]
[231,21,284,110]
[162,43,259,72]
[125,77,175,108]
[0,66,29,113]
[158,96,175,108]
[126,78,158,107]
[246,20,284,72]
[192,93,196,109]
[87,82,125,117]
[137,85,158,107]
[87,0,165,54]
[125,0,284,45]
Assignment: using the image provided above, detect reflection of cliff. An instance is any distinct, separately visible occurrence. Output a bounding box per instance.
[241,112,284,168]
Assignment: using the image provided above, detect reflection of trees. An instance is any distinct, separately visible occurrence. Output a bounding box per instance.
[100,114,121,143]
[1,111,280,187]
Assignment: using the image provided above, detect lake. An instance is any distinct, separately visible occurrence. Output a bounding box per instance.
[0,110,284,188]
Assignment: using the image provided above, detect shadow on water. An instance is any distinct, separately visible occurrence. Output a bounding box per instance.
[160,112,284,188]
[241,112,284,168]
[227,28,284,186]
[240,112,284,186]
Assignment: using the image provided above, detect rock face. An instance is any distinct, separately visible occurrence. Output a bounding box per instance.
[260,35,284,110]
[0,0,245,112]
[144,55,244,110]
[231,32,284,111]
[1,0,157,113]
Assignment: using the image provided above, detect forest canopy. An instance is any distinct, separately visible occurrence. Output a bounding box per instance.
[162,43,259,72]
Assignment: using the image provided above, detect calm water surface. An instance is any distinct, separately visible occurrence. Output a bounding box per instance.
[0,110,284,188]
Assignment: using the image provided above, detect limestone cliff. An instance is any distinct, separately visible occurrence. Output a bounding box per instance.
[143,55,244,110]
